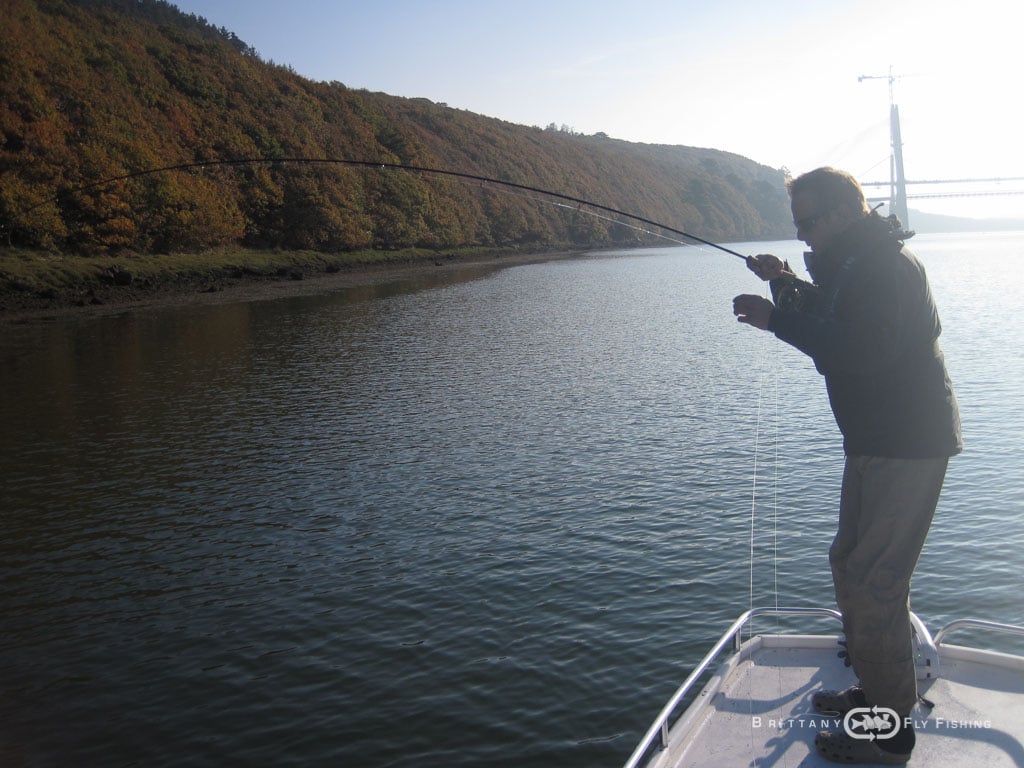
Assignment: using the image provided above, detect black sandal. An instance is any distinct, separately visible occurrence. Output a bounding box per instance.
[811,685,867,715]
[814,729,911,765]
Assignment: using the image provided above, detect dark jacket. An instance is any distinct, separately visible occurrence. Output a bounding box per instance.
[767,212,962,459]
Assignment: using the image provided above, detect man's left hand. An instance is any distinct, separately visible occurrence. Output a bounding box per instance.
[733,294,775,330]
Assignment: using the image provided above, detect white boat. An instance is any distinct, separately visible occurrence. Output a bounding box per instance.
[623,607,1024,767]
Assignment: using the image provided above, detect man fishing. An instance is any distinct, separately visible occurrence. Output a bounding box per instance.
[732,167,962,765]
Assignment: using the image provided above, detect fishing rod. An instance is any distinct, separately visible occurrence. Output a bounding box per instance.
[23,157,751,260]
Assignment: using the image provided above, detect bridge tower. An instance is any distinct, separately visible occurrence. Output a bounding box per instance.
[859,68,909,228]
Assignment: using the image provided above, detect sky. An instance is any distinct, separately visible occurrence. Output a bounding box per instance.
[170,0,1024,219]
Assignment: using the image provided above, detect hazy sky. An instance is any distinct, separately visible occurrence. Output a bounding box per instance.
[170,0,1022,218]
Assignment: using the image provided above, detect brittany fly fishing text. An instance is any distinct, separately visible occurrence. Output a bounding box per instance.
[750,717,993,731]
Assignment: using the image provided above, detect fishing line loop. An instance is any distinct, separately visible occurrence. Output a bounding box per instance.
[744,296,787,762]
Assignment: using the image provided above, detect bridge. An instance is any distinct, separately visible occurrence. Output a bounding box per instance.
[856,70,1023,225]
[861,177,1024,204]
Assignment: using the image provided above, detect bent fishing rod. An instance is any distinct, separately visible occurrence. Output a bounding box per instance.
[27,157,751,260]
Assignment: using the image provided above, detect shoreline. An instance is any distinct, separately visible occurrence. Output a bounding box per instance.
[0,249,587,325]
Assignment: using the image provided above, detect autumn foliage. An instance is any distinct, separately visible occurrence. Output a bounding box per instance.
[1,0,793,255]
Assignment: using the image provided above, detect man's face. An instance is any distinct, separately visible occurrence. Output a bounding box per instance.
[791,191,847,253]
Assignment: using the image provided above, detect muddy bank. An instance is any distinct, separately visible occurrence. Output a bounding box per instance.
[0,249,587,325]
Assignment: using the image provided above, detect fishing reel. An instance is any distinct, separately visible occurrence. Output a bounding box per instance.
[769,258,821,313]
[772,278,820,312]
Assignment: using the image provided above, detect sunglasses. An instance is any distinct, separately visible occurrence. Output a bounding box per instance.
[793,212,827,231]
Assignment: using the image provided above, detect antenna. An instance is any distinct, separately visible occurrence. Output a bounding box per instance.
[859,66,909,227]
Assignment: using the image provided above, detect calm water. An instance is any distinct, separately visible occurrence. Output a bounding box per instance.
[2,233,1023,767]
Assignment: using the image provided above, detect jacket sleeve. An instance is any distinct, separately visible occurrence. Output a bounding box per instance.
[767,256,919,376]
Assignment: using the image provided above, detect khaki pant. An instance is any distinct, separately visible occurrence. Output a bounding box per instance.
[830,455,949,719]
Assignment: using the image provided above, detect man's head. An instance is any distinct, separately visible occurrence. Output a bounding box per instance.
[786,167,870,252]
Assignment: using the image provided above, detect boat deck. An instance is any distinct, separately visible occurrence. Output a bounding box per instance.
[632,615,1024,767]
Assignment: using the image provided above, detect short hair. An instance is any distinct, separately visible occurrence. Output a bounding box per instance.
[786,167,869,215]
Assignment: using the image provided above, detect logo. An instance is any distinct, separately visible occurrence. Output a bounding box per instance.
[843,706,900,740]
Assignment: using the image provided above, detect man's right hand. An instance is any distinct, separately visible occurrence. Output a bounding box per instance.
[746,254,785,281]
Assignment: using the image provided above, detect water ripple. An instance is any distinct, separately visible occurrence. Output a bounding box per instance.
[2,239,1023,766]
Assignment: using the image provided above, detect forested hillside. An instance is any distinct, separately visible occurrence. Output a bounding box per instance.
[1,0,792,257]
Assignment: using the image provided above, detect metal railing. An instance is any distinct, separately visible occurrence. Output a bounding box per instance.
[621,606,843,768]
[934,618,1024,648]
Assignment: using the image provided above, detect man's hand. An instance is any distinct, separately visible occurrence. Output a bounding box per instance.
[733,294,775,330]
[746,254,785,281]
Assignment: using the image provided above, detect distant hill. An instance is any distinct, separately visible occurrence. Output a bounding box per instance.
[907,209,1024,234]
[0,0,793,256]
